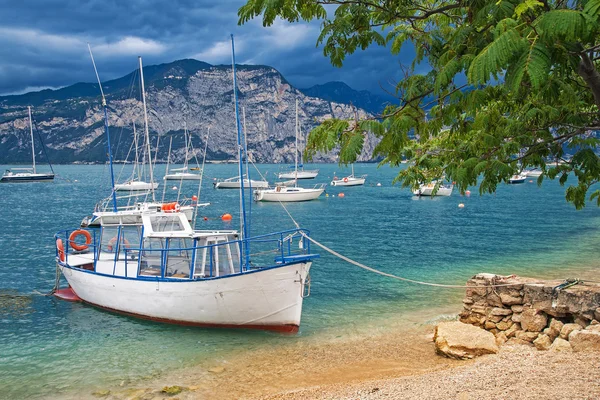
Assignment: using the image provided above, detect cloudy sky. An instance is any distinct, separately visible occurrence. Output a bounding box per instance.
[0,0,412,97]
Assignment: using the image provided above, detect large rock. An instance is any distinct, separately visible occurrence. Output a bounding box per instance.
[569,330,600,352]
[533,334,552,351]
[434,321,499,360]
[520,308,548,332]
[546,319,564,341]
[516,331,539,343]
[560,323,582,340]
[549,338,572,352]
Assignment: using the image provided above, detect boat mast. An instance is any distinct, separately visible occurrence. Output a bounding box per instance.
[294,99,298,186]
[133,122,140,181]
[231,34,250,271]
[138,56,156,202]
[28,106,36,173]
[184,122,189,170]
[162,136,173,203]
[242,107,250,182]
[88,43,118,211]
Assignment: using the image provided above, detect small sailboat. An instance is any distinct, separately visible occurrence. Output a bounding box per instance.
[330,164,366,187]
[524,168,543,177]
[278,121,319,179]
[164,124,202,180]
[215,108,269,189]
[115,57,159,192]
[254,100,325,202]
[413,181,454,196]
[53,35,318,333]
[1,106,55,183]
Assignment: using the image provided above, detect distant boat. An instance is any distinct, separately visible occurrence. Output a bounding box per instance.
[215,108,269,189]
[524,168,543,177]
[413,181,453,196]
[330,164,366,187]
[277,121,318,179]
[214,176,269,189]
[255,100,325,202]
[164,125,202,181]
[508,174,527,184]
[1,106,55,183]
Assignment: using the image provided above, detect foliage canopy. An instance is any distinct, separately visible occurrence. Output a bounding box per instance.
[239,0,600,208]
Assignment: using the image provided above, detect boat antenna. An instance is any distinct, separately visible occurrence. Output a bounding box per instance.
[88,43,118,212]
[231,34,250,271]
[138,56,156,202]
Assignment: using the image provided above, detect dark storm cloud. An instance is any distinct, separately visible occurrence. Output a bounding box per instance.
[0,0,410,97]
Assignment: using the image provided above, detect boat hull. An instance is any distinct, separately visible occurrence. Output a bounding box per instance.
[0,173,54,182]
[413,185,453,196]
[278,170,319,180]
[59,261,311,332]
[254,188,324,202]
[114,181,159,191]
[163,174,202,180]
[214,180,269,189]
[330,177,366,187]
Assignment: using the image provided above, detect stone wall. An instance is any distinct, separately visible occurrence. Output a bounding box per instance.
[459,273,600,351]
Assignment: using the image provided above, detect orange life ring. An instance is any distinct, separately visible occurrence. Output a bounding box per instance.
[107,237,131,252]
[161,202,181,212]
[69,229,92,251]
[343,177,349,183]
[56,239,65,262]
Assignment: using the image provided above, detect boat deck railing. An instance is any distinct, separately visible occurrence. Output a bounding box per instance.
[54,228,316,280]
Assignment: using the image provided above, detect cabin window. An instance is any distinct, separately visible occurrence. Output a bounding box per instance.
[101,227,119,253]
[150,216,185,232]
[165,238,193,279]
[138,237,165,277]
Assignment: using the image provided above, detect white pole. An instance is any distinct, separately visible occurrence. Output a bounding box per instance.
[184,122,189,169]
[133,122,140,180]
[162,136,172,202]
[294,99,298,186]
[139,56,155,201]
[28,106,36,173]
[243,107,249,181]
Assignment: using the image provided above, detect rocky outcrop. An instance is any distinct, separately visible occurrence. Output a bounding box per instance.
[0,60,379,164]
[434,321,499,360]
[459,274,600,353]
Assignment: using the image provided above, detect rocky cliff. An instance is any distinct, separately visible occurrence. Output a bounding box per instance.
[0,59,378,164]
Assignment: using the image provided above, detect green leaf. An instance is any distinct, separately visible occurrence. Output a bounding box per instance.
[468,27,525,84]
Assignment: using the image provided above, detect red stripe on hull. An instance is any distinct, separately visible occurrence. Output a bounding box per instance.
[56,292,299,333]
[53,287,82,302]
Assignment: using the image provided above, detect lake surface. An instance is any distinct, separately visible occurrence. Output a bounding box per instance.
[1,163,599,398]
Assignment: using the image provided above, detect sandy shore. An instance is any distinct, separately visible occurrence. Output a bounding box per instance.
[83,315,600,400]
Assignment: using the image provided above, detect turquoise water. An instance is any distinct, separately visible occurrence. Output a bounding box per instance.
[1,163,599,398]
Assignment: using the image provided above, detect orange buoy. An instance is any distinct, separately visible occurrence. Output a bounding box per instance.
[203,216,208,221]
[338,193,345,198]
[69,229,92,251]
[192,195,198,201]
[221,213,232,221]
[465,190,471,196]
[458,203,465,208]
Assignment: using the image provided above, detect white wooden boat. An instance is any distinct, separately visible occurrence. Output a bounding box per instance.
[413,181,454,196]
[214,176,269,189]
[55,36,319,333]
[1,106,54,183]
[508,174,527,184]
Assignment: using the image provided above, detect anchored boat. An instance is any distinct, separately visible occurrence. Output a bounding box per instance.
[1,106,55,183]
[330,164,366,187]
[53,36,318,332]
[413,181,454,196]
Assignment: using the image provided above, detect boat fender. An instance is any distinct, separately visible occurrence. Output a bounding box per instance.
[56,239,65,262]
[69,229,92,251]
[343,177,348,183]
[107,237,131,252]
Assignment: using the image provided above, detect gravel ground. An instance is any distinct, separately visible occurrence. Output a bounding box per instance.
[261,345,600,400]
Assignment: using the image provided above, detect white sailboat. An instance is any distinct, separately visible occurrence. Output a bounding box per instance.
[1,106,55,183]
[413,181,454,196]
[330,164,366,187]
[164,124,202,180]
[54,35,317,333]
[277,120,319,179]
[254,100,325,202]
[115,57,159,192]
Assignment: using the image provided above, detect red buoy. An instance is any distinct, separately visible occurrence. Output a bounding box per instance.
[221,214,232,222]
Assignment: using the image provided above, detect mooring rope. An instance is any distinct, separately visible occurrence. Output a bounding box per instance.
[274,199,562,289]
